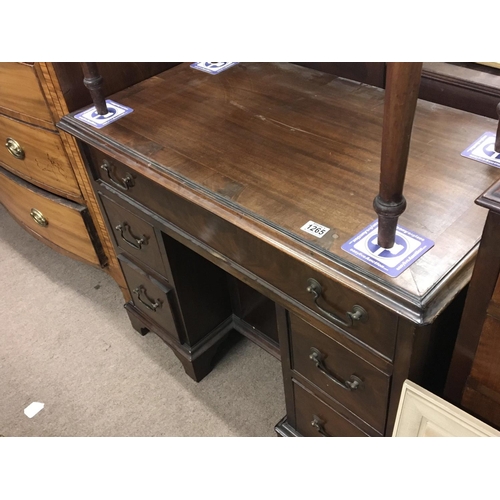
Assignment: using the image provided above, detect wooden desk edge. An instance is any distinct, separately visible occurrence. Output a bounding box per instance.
[58,115,478,326]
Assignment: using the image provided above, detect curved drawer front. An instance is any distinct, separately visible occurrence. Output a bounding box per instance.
[118,255,183,343]
[0,63,53,126]
[0,114,81,200]
[294,382,374,437]
[0,166,101,265]
[85,146,398,359]
[290,313,390,433]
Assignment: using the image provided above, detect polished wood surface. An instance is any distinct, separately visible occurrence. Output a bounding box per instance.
[445,178,500,429]
[61,62,500,323]
[100,192,168,276]
[59,62,499,436]
[293,62,386,88]
[0,165,102,265]
[293,382,372,437]
[83,144,399,359]
[374,62,422,248]
[420,62,500,119]
[0,114,81,201]
[445,211,500,404]
[119,255,181,341]
[0,63,54,128]
[289,312,390,432]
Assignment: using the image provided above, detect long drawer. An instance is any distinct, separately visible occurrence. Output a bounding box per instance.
[85,145,398,359]
[0,63,53,127]
[0,166,102,266]
[0,114,81,201]
[289,312,390,433]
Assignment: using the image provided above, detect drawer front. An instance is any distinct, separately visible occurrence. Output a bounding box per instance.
[118,255,183,342]
[86,146,397,358]
[0,114,81,200]
[294,382,371,437]
[0,63,53,125]
[0,166,101,266]
[99,192,168,278]
[290,313,390,433]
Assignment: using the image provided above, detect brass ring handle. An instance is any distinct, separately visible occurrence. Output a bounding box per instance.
[311,415,329,437]
[133,285,161,312]
[309,347,363,391]
[115,223,148,250]
[6,138,25,160]
[306,278,367,328]
[100,160,134,191]
[30,208,48,227]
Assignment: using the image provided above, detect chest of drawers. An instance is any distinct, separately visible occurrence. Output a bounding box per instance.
[0,62,104,267]
[0,62,178,295]
[59,62,500,436]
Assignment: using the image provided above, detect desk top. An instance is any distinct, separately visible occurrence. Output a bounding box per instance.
[60,63,500,323]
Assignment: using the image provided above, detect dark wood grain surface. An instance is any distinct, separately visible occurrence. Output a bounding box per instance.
[59,62,500,318]
[445,179,500,428]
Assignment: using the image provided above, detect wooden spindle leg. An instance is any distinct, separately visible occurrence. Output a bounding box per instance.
[373,62,423,249]
[80,62,108,115]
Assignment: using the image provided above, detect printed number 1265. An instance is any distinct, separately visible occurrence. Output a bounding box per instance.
[300,220,330,238]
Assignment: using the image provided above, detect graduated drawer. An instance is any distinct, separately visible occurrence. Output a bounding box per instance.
[99,192,168,278]
[0,114,81,200]
[293,382,374,437]
[290,313,390,433]
[0,165,101,266]
[0,63,53,127]
[85,146,397,358]
[118,255,183,342]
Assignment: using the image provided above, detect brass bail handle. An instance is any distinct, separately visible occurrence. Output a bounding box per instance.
[133,285,161,312]
[30,208,48,227]
[100,160,134,191]
[306,278,367,328]
[309,347,363,391]
[6,138,25,160]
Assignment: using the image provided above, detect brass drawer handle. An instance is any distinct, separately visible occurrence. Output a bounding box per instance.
[309,347,363,391]
[30,208,48,227]
[311,415,330,437]
[100,160,134,191]
[306,278,367,328]
[6,138,25,160]
[115,223,148,250]
[133,285,162,312]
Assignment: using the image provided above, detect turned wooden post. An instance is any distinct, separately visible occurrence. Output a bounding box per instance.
[80,62,108,115]
[373,62,423,248]
[496,102,500,152]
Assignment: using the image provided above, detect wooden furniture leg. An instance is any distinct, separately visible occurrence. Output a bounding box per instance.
[373,62,422,248]
[80,63,108,115]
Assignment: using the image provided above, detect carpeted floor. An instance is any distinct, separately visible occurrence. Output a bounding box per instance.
[0,203,286,436]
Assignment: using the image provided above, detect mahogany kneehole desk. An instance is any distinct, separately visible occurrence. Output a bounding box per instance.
[59,63,500,437]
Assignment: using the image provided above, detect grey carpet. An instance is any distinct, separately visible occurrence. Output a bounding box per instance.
[0,203,286,436]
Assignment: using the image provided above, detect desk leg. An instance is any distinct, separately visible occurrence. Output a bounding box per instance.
[125,304,150,336]
[124,302,234,382]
